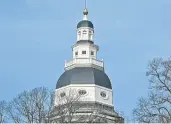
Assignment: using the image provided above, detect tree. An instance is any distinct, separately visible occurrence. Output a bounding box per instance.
[6,87,54,123]
[0,101,7,123]
[133,58,171,123]
[51,89,81,123]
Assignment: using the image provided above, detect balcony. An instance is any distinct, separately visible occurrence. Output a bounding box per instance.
[65,58,104,70]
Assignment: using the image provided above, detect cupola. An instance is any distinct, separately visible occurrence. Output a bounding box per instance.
[77,8,94,41]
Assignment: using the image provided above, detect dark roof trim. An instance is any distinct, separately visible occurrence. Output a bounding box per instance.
[77,40,94,44]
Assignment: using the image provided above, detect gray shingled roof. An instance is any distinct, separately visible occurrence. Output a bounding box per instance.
[56,67,112,89]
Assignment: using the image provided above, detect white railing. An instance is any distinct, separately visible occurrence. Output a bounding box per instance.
[65,58,104,70]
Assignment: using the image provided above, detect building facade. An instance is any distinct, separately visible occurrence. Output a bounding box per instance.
[50,8,124,123]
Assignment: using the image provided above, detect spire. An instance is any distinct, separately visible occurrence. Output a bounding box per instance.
[83,0,88,20]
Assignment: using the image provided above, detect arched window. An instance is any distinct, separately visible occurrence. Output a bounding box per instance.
[83,30,87,39]
[89,31,93,40]
[78,31,81,39]
[83,30,87,34]
[78,31,81,35]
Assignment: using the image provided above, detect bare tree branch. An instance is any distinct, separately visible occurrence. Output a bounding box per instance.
[0,101,7,123]
[6,87,54,123]
[133,58,171,123]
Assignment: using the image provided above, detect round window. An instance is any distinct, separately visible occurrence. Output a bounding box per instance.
[78,90,87,95]
[100,91,107,98]
[60,92,66,97]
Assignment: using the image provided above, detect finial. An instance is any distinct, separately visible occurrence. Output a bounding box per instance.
[83,8,88,15]
[83,0,88,20]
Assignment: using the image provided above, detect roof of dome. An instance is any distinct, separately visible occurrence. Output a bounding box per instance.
[77,20,94,29]
[56,67,112,89]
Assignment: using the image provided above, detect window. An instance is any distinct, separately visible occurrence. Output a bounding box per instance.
[91,51,94,55]
[78,90,87,95]
[100,92,106,98]
[78,31,81,34]
[60,92,66,97]
[78,31,81,36]
[89,31,93,40]
[83,30,87,39]
[83,30,87,34]
[75,52,78,56]
[89,34,91,39]
[82,51,86,54]
[78,31,81,39]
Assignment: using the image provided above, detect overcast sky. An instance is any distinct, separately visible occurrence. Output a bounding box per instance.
[0,0,171,119]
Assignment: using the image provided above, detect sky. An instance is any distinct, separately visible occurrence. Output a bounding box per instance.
[0,0,171,120]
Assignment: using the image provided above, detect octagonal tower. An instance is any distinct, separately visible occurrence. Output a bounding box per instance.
[50,8,124,123]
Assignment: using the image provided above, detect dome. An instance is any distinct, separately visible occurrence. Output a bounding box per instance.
[56,67,112,89]
[77,20,94,29]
